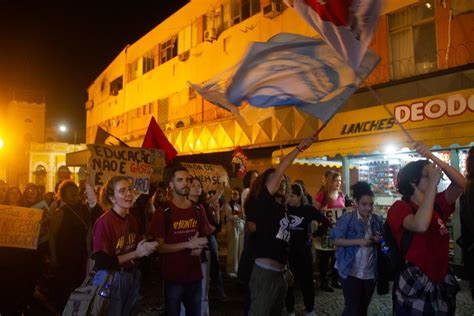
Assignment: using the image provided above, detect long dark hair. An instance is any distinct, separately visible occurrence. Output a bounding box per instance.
[243,170,258,189]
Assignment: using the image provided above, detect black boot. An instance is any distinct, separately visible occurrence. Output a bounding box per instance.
[320,279,334,292]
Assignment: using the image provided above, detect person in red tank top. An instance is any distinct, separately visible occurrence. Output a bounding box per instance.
[387,142,467,315]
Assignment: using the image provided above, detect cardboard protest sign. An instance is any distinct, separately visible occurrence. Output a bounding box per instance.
[182,163,229,192]
[313,207,352,251]
[0,205,44,249]
[87,144,165,194]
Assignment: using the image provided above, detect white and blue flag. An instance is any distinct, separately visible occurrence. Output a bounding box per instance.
[190,33,379,124]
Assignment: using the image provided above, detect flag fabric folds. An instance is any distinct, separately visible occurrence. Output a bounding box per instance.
[94,126,129,147]
[191,33,379,125]
[142,116,178,164]
[287,0,382,70]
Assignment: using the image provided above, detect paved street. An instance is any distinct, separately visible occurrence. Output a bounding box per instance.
[138,264,474,316]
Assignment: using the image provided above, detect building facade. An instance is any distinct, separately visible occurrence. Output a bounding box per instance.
[85,0,474,265]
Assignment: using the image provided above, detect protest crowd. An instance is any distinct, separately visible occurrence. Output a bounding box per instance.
[1,1,474,316]
[0,138,473,316]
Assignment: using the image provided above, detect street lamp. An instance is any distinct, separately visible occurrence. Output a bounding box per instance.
[0,137,4,150]
[58,124,77,152]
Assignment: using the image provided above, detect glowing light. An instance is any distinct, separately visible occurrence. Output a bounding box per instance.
[384,144,397,154]
[0,138,4,150]
[425,2,432,9]
[59,125,68,133]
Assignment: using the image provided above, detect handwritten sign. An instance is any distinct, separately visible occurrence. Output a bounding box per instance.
[313,207,352,251]
[87,144,165,194]
[182,163,229,192]
[0,205,44,249]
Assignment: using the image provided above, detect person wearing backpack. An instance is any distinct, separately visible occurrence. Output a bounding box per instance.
[89,175,159,315]
[387,142,467,315]
[330,181,384,316]
[149,166,212,316]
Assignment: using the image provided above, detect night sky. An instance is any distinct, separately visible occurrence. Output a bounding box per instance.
[0,1,188,142]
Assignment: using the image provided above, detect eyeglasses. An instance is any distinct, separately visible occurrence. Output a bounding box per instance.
[116,187,138,195]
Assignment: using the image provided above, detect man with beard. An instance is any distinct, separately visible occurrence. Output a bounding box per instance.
[150,165,212,316]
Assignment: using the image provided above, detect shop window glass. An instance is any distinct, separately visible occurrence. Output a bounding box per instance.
[388,0,437,80]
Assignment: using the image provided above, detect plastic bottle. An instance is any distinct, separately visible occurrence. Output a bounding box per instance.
[379,237,389,255]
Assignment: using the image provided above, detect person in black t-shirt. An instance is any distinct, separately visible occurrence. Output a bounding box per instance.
[285,183,330,316]
[246,137,315,316]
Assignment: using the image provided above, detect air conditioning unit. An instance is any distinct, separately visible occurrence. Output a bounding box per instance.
[178,50,190,62]
[175,116,191,129]
[204,28,217,42]
[263,2,282,19]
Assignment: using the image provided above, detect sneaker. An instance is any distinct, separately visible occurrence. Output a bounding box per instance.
[227,272,237,278]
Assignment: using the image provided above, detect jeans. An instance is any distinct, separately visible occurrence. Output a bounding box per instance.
[285,248,314,313]
[164,280,202,316]
[93,268,141,316]
[341,276,375,316]
[208,234,225,295]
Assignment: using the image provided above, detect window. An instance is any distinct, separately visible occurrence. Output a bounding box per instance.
[160,37,178,64]
[388,0,437,80]
[110,76,123,96]
[142,49,157,74]
[231,0,260,25]
[128,59,139,81]
[157,98,169,130]
[204,4,232,36]
[178,23,197,55]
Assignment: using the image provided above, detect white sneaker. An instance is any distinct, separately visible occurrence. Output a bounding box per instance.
[227,272,237,278]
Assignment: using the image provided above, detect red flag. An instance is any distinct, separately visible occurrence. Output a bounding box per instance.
[142,117,178,164]
[94,126,129,147]
[288,0,382,70]
[231,146,248,179]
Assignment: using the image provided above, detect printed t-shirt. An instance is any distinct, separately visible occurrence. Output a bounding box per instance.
[387,192,454,283]
[252,186,290,265]
[92,210,140,266]
[149,201,212,282]
[287,204,329,250]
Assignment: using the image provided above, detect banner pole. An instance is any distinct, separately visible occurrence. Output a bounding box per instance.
[367,86,415,143]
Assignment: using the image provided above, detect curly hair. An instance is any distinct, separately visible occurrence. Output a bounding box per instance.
[350,181,374,202]
[58,180,79,202]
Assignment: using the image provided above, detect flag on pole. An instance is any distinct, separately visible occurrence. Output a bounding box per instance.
[191,33,379,125]
[94,126,129,147]
[286,0,382,70]
[142,116,178,164]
